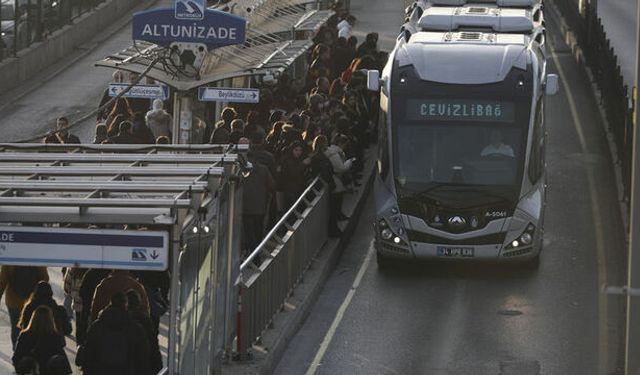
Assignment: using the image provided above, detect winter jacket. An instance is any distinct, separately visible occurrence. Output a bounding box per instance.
[78,306,151,375]
[145,109,172,139]
[129,309,162,373]
[13,331,69,375]
[278,156,308,194]
[242,162,276,216]
[90,272,149,321]
[0,266,49,310]
[63,268,87,313]
[324,145,353,193]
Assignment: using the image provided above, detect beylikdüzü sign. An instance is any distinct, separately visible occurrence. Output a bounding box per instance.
[132,7,247,48]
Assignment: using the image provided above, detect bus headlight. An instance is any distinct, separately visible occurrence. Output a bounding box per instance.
[520,232,533,245]
[381,228,393,240]
[506,224,535,249]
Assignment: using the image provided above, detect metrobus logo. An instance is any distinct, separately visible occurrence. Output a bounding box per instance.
[175,0,205,20]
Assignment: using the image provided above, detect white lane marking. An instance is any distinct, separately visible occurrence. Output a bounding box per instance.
[549,41,609,375]
[305,243,375,375]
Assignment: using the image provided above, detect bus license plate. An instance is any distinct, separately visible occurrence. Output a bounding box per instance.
[437,246,474,257]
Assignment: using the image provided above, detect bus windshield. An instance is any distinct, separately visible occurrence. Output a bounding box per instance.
[393,97,528,194]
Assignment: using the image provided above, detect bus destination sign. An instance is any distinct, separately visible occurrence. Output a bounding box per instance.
[406,99,515,123]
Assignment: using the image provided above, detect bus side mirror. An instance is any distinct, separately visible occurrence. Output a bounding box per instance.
[367,70,381,92]
[545,74,559,96]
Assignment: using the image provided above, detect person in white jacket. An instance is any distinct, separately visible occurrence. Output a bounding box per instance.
[324,134,354,236]
[145,99,172,140]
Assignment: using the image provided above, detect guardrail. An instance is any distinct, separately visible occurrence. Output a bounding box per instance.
[0,0,107,61]
[236,176,329,358]
[554,0,636,202]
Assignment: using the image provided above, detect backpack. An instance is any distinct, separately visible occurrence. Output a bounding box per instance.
[96,327,129,369]
[10,267,41,298]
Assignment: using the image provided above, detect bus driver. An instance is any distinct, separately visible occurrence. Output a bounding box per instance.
[481,130,514,157]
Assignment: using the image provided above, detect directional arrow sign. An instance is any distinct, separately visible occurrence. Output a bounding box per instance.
[108,84,170,100]
[198,87,260,104]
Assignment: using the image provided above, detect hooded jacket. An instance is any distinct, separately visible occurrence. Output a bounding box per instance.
[145,99,172,139]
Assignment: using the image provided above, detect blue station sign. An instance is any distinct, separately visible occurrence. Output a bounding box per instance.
[132,7,247,48]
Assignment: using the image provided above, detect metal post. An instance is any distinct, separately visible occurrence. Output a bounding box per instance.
[625,0,640,373]
[224,176,237,361]
[168,231,181,375]
[173,92,193,144]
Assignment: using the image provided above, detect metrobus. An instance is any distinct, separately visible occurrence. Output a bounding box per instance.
[367,0,558,268]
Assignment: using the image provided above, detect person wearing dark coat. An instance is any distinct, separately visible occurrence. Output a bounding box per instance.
[278,141,309,211]
[131,112,155,144]
[126,290,162,374]
[18,281,72,337]
[77,292,151,375]
[108,121,135,144]
[13,305,71,375]
[242,156,276,255]
[77,268,110,344]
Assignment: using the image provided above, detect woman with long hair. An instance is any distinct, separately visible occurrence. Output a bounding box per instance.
[105,97,134,129]
[13,305,71,375]
[18,281,71,337]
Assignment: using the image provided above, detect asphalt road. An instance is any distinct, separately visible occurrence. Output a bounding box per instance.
[0,0,171,143]
[274,1,628,375]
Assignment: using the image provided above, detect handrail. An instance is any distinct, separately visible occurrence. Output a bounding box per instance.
[239,175,323,271]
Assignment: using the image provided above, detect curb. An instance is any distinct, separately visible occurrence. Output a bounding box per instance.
[223,150,377,375]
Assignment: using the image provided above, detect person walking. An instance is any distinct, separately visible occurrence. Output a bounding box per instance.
[90,269,149,321]
[126,289,162,374]
[13,305,71,375]
[324,134,354,236]
[18,281,72,337]
[63,267,87,340]
[77,292,151,375]
[0,266,49,347]
[77,268,109,344]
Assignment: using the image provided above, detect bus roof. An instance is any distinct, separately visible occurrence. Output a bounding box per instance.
[397,31,530,84]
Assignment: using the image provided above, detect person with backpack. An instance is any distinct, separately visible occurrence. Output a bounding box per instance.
[18,281,72,337]
[12,305,71,375]
[77,292,151,375]
[0,266,49,347]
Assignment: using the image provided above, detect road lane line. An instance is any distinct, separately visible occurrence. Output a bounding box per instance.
[305,242,375,375]
[549,41,610,375]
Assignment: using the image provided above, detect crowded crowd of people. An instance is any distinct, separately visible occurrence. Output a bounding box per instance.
[0,265,169,374]
[45,9,385,253]
[17,10,385,374]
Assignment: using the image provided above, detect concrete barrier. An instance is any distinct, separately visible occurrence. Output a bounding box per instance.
[0,0,153,95]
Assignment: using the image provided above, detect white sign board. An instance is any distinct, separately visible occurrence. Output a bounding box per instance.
[198,87,260,103]
[0,226,169,271]
[108,84,170,100]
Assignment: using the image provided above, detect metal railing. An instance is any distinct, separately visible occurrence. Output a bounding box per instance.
[235,176,329,358]
[554,0,636,202]
[0,0,107,62]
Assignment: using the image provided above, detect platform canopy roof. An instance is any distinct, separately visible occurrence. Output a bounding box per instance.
[94,0,333,91]
[0,144,248,225]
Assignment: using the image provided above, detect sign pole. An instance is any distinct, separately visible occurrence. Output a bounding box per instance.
[625,0,640,373]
